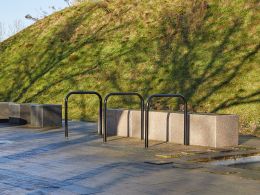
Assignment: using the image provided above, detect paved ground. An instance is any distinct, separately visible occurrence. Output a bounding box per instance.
[0,121,259,195]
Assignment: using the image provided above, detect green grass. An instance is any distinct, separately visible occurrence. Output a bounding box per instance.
[0,0,259,134]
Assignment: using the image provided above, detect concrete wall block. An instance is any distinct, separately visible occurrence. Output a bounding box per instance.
[147,111,169,141]
[20,103,39,125]
[9,103,26,125]
[129,110,143,138]
[169,112,239,147]
[106,109,130,136]
[9,103,39,125]
[105,109,117,136]
[169,112,184,144]
[9,103,21,118]
[0,102,11,120]
[31,104,62,128]
[189,114,216,147]
[43,105,62,127]
[111,109,169,141]
[216,115,239,147]
[31,105,42,127]
[114,109,130,137]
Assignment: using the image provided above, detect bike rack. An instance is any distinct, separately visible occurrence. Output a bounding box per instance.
[145,94,189,148]
[103,92,144,142]
[64,91,102,138]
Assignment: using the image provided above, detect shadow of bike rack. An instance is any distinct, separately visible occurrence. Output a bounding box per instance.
[103,92,144,142]
[145,94,189,148]
[65,91,102,138]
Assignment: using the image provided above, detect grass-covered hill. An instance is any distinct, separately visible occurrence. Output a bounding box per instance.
[0,0,259,134]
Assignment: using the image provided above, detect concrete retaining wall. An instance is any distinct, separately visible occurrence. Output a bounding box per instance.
[106,109,239,148]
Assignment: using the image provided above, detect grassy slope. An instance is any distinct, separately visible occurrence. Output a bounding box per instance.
[0,0,259,133]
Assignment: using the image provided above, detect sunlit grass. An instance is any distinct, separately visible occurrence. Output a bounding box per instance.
[0,0,259,134]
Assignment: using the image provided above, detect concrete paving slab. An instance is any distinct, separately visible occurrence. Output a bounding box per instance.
[0,121,259,194]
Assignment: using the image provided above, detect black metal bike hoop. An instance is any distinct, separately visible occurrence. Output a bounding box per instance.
[145,94,189,148]
[103,92,145,142]
[64,91,103,138]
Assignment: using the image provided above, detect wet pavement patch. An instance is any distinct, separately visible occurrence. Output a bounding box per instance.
[229,162,260,171]
[210,155,260,171]
[144,161,173,165]
[171,163,203,169]
[205,169,239,175]
[209,155,260,166]
[188,151,260,163]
